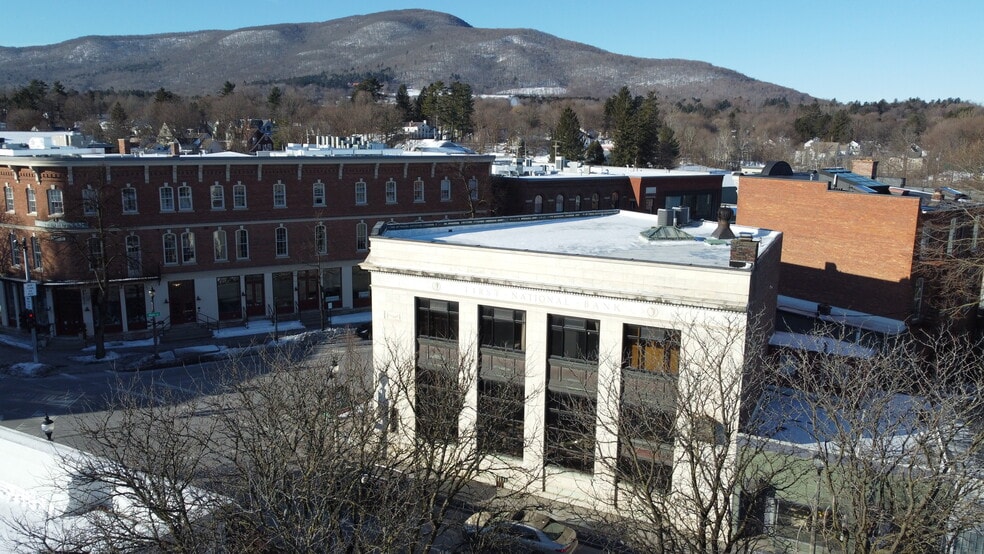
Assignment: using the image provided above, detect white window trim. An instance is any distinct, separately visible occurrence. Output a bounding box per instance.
[181,231,196,264]
[355,181,368,205]
[275,226,289,257]
[26,187,36,214]
[178,184,193,211]
[122,186,138,214]
[233,182,247,209]
[211,183,225,210]
[159,185,175,212]
[440,177,451,202]
[213,229,228,262]
[315,224,328,255]
[236,228,249,260]
[49,188,65,216]
[385,180,397,204]
[273,181,287,209]
[356,221,368,252]
[163,232,178,265]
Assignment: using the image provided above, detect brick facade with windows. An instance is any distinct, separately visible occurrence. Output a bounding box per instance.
[0,152,493,336]
[495,172,723,218]
[737,175,984,329]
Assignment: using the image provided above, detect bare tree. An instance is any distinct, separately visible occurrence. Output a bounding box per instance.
[589,314,793,553]
[762,327,984,554]
[11,333,540,552]
[45,166,143,359]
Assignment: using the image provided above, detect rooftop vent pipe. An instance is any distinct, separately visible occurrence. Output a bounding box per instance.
[711,206,736,239]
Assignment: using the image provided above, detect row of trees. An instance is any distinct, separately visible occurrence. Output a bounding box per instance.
[2,78,982,187]
[8,314,984,552]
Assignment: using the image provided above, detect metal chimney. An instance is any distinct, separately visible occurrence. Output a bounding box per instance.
[711,206,736,239]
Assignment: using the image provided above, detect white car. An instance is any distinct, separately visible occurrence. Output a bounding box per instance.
[463,509,578,553]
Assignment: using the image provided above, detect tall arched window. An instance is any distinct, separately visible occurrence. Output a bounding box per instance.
[533,195,543,214]
[213,229,227,261]
[126,235,142,276]
[591,193,600,210]
[315,224,327,255]
[356,221,368,251]
[275,226,288,257]
[555,194,565,213]
[236,228,249,259]
[162,232,177,265]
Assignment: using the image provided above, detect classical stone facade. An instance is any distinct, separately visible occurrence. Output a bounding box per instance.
[362,211,781,512]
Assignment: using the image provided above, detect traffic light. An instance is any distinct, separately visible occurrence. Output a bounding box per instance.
[25,310,35,330]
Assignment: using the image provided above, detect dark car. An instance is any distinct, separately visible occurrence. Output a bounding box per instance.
[463,509,578,553]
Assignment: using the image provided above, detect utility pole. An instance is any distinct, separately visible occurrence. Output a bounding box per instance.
[22,238,39,364]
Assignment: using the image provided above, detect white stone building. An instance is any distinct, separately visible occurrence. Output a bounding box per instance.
[362,209,782,512]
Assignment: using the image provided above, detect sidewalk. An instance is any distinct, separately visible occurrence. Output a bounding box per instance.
[0,311,371,376]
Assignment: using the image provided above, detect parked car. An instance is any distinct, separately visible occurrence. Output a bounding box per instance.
[463,509,578,553]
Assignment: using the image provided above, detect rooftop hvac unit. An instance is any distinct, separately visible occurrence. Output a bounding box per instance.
[672,206,690,226]
[656,208,674,227]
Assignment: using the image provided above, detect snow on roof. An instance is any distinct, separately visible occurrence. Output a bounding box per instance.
[377,210,779,270]
[777,295,907,335]
[0,426,219,551]
[754,385,931,452]
[769,330,877,358]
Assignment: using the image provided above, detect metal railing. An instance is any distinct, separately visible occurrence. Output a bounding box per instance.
[196,311,219,331]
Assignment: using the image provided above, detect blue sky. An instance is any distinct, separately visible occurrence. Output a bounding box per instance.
[2,1,981,104]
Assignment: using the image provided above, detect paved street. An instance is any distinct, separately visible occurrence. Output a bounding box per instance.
[0,328,620,553]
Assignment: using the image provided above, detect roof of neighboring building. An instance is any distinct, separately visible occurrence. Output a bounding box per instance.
[375,210,779,271]
[777,295,906,336]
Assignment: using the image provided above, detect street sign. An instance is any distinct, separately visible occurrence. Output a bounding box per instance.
[24,282,37,297]
[147,311,160,318]
[24,296,33,310]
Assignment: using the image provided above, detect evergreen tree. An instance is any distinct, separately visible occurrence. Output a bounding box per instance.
[552,106,584,162]
[604,88,676,168]
[220,81,236,97]
[415,81,474,141]
[793,101,833,142]
[585,140,606,165]
[655,126,681,168]
[106,102,130,142]
[154,88,178,103]
[267,87,283,111]
[445,81,474,141]
[829,110,853,142]
[395,84,415,121]
[351,77,384,103]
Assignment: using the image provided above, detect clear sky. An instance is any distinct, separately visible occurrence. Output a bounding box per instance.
[2,0,981,104]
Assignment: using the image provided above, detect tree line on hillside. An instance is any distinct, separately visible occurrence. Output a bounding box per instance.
[2,78,983,189]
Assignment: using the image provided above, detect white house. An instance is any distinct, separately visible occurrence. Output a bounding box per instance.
[362,209,782,513]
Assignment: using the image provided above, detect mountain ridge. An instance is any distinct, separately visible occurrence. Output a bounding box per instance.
[0,9,809,103]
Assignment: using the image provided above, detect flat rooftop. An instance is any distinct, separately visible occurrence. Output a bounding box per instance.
[376,210,779,270]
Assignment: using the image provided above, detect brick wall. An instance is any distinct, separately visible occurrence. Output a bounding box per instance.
[737,176,921,319]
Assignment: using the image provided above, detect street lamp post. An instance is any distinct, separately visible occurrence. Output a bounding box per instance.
[148,287,159,359]
[22,238,39,364]
[811,452,825,554]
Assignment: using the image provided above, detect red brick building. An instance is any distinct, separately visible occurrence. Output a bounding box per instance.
[0,148,494,337]
[495,169,724,219]
[737,172,984,330]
